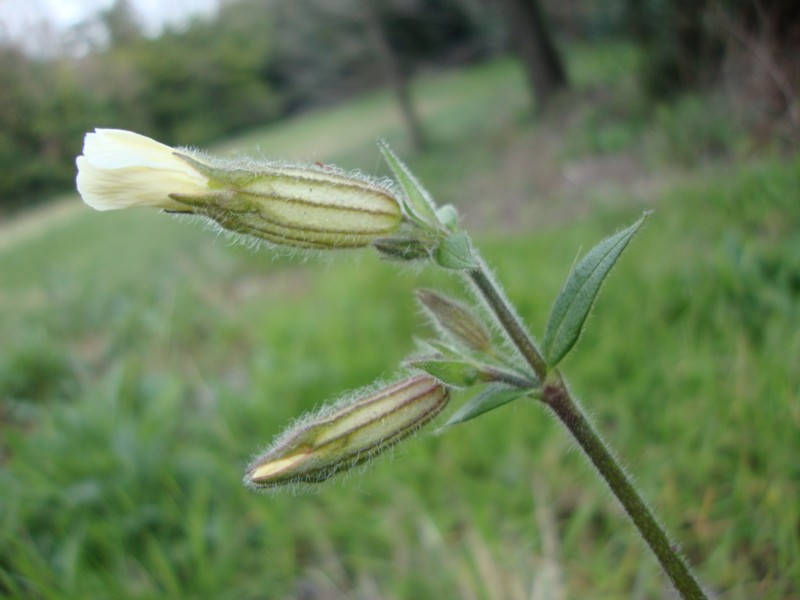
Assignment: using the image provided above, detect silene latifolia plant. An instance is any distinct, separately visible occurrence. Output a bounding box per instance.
[76,128,708,599]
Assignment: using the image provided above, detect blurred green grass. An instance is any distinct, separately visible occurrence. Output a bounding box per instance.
[1,42,799,599]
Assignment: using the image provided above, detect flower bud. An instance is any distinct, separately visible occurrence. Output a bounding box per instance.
[244,375,449,489]
[416,289,492,353]
[76,129,403,249]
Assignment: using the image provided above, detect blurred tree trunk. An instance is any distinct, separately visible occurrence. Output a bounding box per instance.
[625,0,723,98]
[497,0,568,112]
[362,0,428,151]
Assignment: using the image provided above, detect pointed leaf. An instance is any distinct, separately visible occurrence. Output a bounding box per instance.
[543,213,651,367]
[408,359,480,388]
[378,140,440,229]
[441,385,531,429]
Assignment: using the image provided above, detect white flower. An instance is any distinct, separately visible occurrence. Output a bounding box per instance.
[76,128,210,211]
[76,128,406,249]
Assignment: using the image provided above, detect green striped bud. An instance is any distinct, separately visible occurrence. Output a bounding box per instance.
[244,375,449,489]
[416,289,493,353]
[76,129,403,249]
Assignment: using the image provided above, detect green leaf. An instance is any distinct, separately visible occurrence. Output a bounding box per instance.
[441,385,531,429]
[377,140,440,229]
[435,232,477,270]
[408,359,480,388]
[543,212,651,367]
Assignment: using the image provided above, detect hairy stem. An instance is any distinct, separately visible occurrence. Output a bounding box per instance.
[481,366,539,389]
[544,376,707,600]
[467,265,547,380]
[465,256,707,600]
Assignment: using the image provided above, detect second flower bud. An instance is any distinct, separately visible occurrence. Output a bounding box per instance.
[245,375,449,489]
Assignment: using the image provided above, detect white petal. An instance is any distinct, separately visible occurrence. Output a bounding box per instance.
[76,129,211,211]
[82,129,182,170]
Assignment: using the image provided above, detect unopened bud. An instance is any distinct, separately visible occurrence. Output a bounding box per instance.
[244,375,449,489]
[416,289,492,353]
[76,129,403,249]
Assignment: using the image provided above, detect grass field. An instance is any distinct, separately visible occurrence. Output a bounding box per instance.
[1,43,799,599]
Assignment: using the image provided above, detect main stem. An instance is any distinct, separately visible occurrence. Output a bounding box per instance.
[468,265,547,381]
[466,262,707,600]
[544,378,706,599]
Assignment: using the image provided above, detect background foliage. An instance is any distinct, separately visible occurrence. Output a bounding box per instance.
[0,0,797,212]
[1,0,799,598]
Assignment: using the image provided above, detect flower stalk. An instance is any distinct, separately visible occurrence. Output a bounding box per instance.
[543,374,708,600]
[467,260,548,381]
[462,249,708,600]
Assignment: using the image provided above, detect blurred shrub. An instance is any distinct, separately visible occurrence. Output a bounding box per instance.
[0,338,78,405]
[125,0,281,146]
[0,0,502,213]
[656,157,800,345]
[269,0,501,112]
[651,94,741,165]
[0,47,111,208]
[624,0,724,99]
[561,87,647,158]
[624,0,800,107]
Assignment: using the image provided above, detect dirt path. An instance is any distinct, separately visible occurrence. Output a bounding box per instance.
[0,196,82,254]
[457,111,668,233]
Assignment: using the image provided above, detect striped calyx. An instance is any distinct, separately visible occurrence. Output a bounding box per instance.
[174,155,402,249]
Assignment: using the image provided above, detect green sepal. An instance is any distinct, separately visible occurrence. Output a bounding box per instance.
[169,190,249,212]
[441,385,531,429]
[372,237,432,261]
[407,358,481,388]
[415,338,464,360]
[175,153,256,189]
[436,204,459,233]
[377,140,440,230]
[435,231,477,270]
[542,212,651,367]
